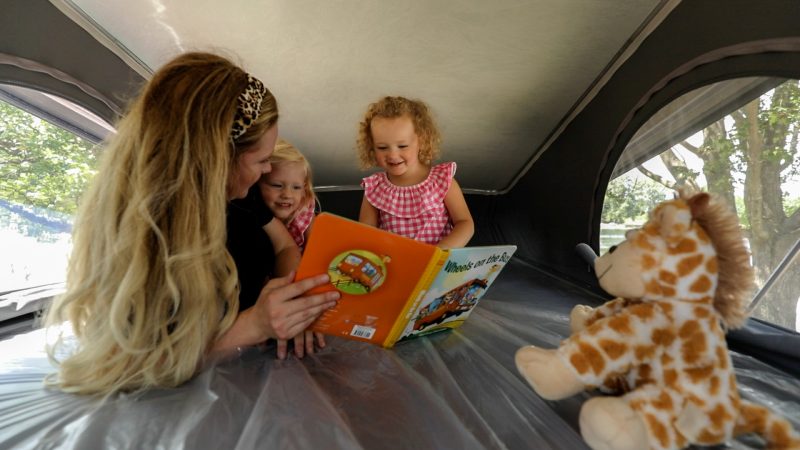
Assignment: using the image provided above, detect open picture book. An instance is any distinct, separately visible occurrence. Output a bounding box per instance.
[294,213,517,348]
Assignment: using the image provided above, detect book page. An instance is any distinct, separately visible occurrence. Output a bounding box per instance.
[295,213,440,346]
[394,245,517,344]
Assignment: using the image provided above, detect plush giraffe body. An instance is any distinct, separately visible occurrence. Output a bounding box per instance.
[516,192,800,450]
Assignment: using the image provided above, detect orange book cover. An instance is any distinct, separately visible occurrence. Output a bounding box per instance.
[295,213,517,348]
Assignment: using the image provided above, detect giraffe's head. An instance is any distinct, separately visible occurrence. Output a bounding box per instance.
[595,191,755,328]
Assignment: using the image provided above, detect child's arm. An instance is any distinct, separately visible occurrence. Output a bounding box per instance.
[263,218,301,276]
[437,179,474,249]
[358,195,379,227]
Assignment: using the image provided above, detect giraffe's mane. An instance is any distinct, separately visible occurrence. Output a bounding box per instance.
[683,190,755,329]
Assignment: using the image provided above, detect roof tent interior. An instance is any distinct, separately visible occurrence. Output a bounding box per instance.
[1,0,799,449]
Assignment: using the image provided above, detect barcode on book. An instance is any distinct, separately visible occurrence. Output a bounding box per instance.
[350,325,375,340]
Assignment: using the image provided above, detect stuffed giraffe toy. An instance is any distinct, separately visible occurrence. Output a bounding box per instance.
[515,191,800,450]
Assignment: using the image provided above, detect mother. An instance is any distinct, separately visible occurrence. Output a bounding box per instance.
[45,52,338,395]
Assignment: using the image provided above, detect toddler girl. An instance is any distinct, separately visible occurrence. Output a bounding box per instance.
[357,96,474,248]
[258,139,317,251]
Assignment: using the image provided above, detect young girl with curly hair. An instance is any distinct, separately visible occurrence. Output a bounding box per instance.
[357,96,474,248]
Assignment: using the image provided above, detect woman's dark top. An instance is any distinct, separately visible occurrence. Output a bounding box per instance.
[226,185,276,311]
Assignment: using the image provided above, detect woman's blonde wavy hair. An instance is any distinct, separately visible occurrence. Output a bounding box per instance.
[45,52,278,395]
[356,96,441,169]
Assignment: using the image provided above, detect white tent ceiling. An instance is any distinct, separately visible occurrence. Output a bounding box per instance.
[52,0,671,192]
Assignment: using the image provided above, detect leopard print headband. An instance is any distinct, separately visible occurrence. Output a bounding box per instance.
[230,74,268,140]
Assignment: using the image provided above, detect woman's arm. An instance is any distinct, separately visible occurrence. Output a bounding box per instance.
[211,273,339,353]
[359,195,379,226]
[263,218,301,276]
[437,179,474,249]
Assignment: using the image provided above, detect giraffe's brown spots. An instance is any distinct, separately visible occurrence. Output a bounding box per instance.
[687,393,706,408]
[599,339,627,359]
[658,270,677,285]
[679,320,701,338]
[661,285,676,297]
[635,345,656,360]
[697,429,724,445]
[578,342,606,375]
[630,398,645,410]
[644,413,670,448]
[652,391,673,411]
[664,369,678,388]
[672,222,688,237]
[669,238,697,255]
[677,254,704,276]
[700,295,714,304]
[730,392,741,409]
[630,304,655,321]
[569,353,589,374]
[680,320,707,364]
[643,223,658,236]
[709,404,733,430]
[661,353,674,366]
[690,275,712,293]
[695,226,710,243]
[769,421,792,448]
[635,232,656,251]
[652,328,676,347]
[686,365,714,382]
[586,322,603,336]
[636,364,653,385]
[602,376,629,393]
[706,256,718,274]
[675,431,688,448]
[659,302,674,317]
[737,403,768,434]
[645,279,663,295]
[642,254,656,270]
[608,315,632,335]
[694,306,711,318]
[709,376,720,396]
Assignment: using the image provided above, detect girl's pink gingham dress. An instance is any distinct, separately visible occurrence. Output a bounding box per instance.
[361,162,456,244]
[287,200,315,249]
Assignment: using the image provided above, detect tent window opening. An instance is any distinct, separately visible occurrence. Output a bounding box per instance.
[0,85,108,327]
[601,77,800,333]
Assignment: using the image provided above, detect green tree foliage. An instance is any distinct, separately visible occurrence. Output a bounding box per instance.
[0,101,99,215]
[602,176,669,224]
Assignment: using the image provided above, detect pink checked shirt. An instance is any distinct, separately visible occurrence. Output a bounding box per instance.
[287,201,315,250]
[361,162,456,244]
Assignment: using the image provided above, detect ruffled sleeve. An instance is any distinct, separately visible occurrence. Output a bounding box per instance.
[361,162,456,218]
[287,200,315,247]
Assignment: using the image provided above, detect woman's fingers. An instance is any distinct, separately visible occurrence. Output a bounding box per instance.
[305,330,315,355]
[293,333,306,358]
[262,273,331,301]
[283,291,339,323]
[314,331,326,349]
[276,339,288,360]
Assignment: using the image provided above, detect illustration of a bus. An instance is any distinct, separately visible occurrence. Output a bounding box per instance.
[413,278,489,331]
[336,252,385,292]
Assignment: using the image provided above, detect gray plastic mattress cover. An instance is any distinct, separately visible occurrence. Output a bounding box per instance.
[1,261,799,449]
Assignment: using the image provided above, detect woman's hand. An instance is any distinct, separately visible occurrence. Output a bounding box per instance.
[213,272,338,355]
[277,330,327,359]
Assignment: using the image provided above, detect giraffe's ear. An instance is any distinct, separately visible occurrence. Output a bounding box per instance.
[657,203,692,247]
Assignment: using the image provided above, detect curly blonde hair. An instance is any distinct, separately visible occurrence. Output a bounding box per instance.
[45,52,278,395]
[262,139,317,209]
[356,96,441,169]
